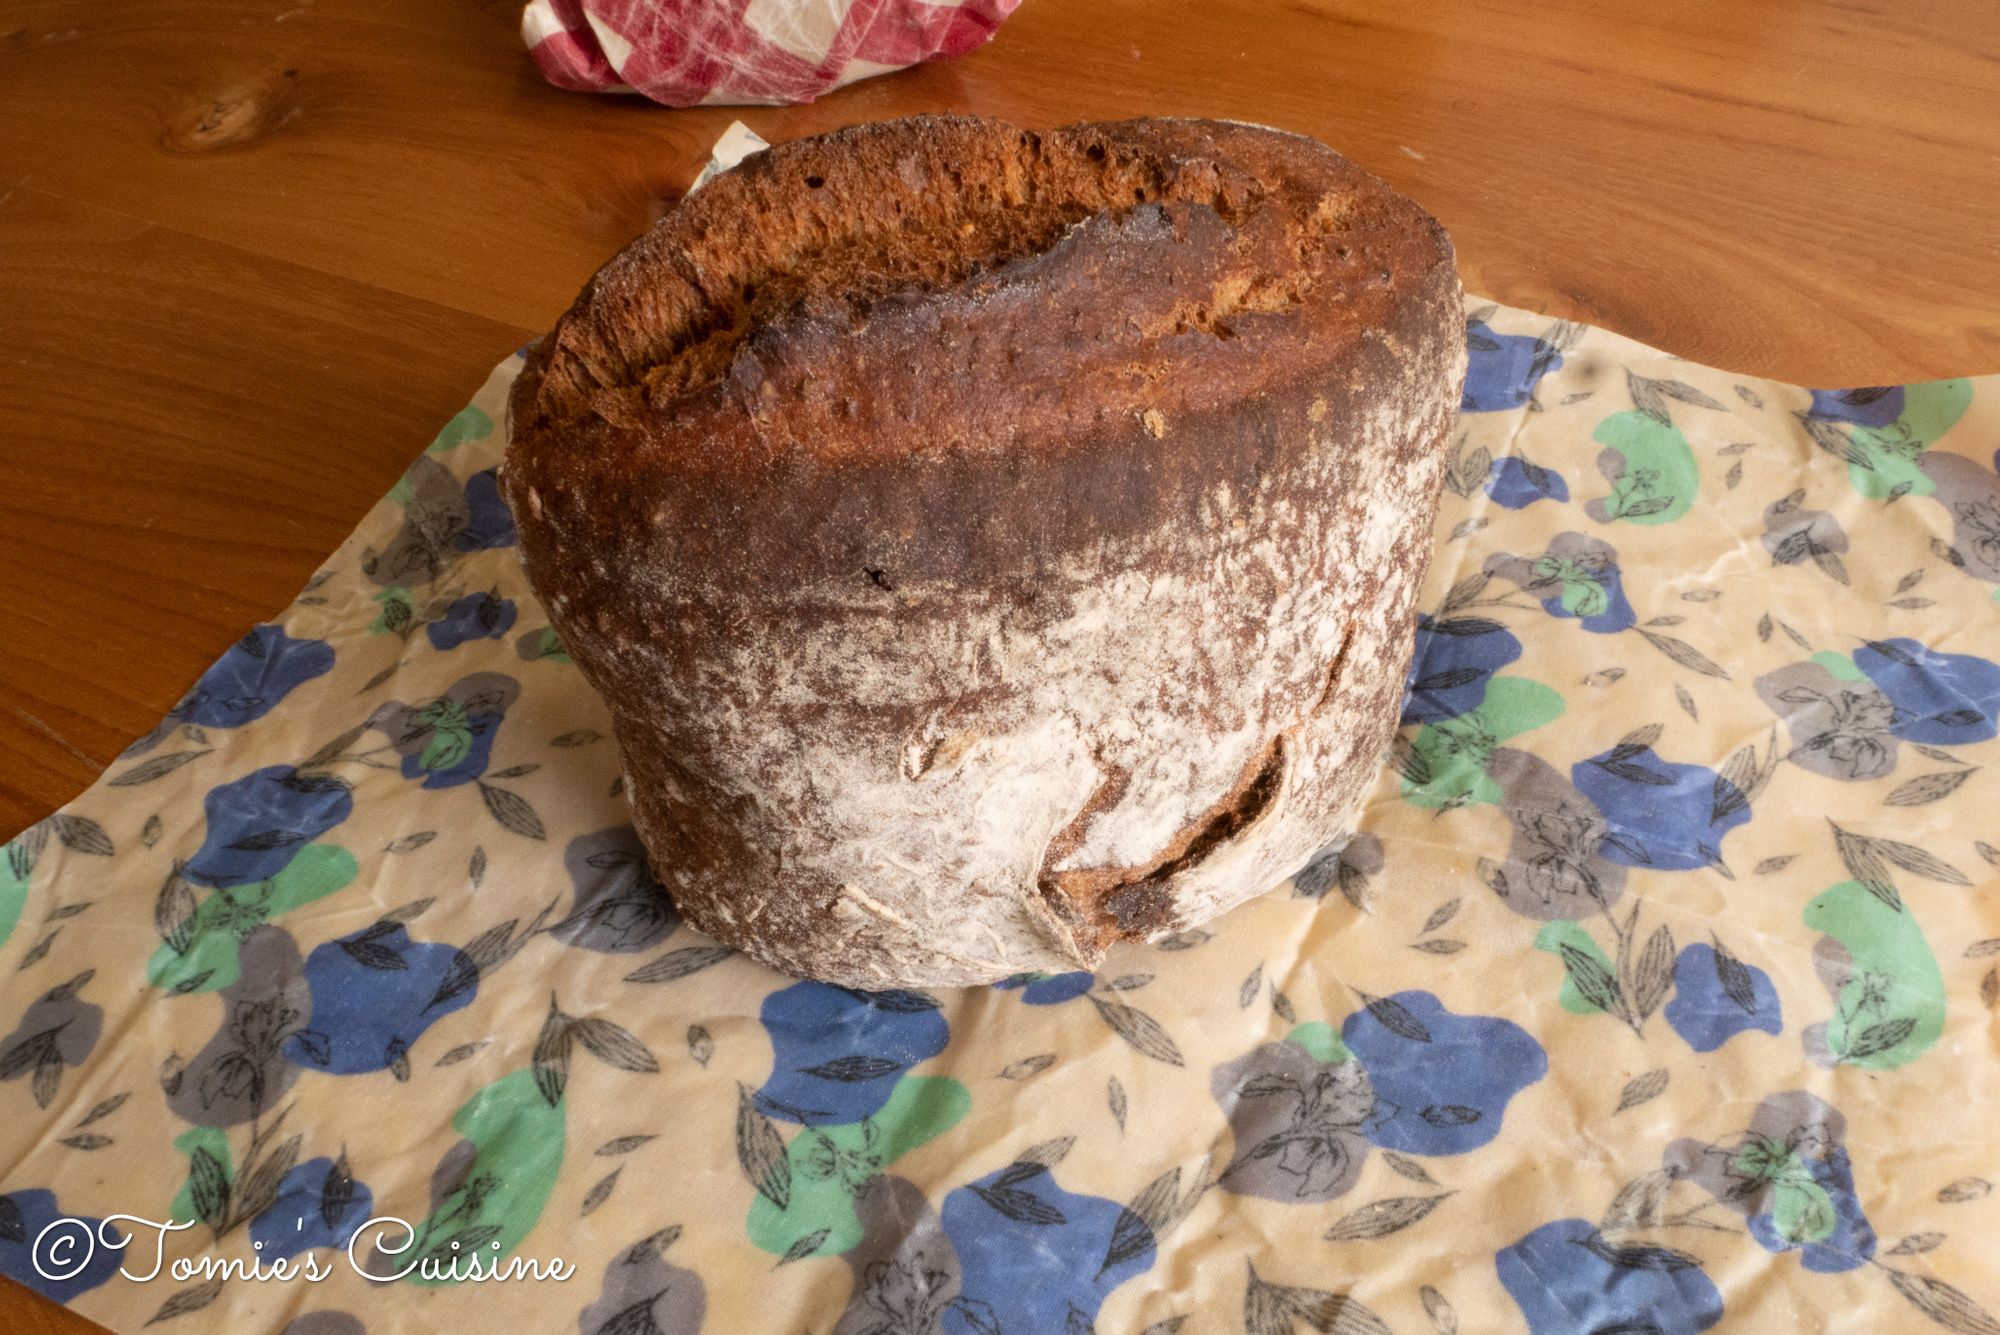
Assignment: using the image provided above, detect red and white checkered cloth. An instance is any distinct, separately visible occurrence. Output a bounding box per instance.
[522,0,1021,107]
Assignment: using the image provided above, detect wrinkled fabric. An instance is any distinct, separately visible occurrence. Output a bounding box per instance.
[3,141,1999,1335]
[522,0,1019,106]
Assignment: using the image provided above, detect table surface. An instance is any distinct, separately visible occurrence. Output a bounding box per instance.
[2,0,1997,1328]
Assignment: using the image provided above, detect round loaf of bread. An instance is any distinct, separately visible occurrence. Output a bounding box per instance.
[504,116,1465,987]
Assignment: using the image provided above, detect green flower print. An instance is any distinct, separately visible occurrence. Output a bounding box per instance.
[399,1069,567,1287]
[1588,411,1699,525]
[747,1075,969,1261]
[148,844,359,994]
[1729,1135,1839,1247]
[1802,881,1945,1070]
[1403,678,1565,809]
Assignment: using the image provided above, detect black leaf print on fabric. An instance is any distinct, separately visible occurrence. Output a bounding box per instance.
[0,1033,52,1107]
[1323,1193,1453,1241]
[1437,572,1491,616]
[155,866,197,957]
[19,931,61,972]
[1882,1269,2000,1335]
[1429,615,1508,638]
[51,815,113,857]
[624,946,735,984]
[1018,1137,1076,1168]
[478,782,546,840]
[1637,629,1730,679]
[1087,996,1184,1066]
[1382,1152,1439,1186]
[1594,759,1676,786]
[999,1053,1057,1081]
[1576,1232,1703,1272]
[1626,370,1725,427]
[1420,1285,1459,1335]
[573,1018,659,1073]
[338,939,407,971]
[321,1152,355,1231]
[1239,966,1263,1009]
[189,1146,230,1233]
[533,1001,573,1106]
[1419,1105,1481,1128]
[735,1083,790,1210]
[1601,1170,1674,1231]
[1801,413,1873,469]
[802,1055,903,1083]
[595,1135,656,1157]
[1886,771,1976,806]
[1712,939,1758,1014]
[776,1225,829,1266]
[427,953,480,1013]
[854,988,943,1014]
[1632,926,1676,1022]
[1244,1263,1391,1335]
[1412,667,1487,693]
[384,1037,411,1082]
[1101,1206,1155,1275]
[1557,946,1625,1017]
[76,1092,127,1127]
[1613,724,1663,756]
[1833,822,1904,911]
[110,751,213,787]
[989,1161,1048,1191]
[278,772,348,797]
[1615,1069,1670,1113]
[1419,900,1461,935]
[225,830,308,854]
[234,1132,303,1227]
[289,1031,331,1068]
[1358,993,1431,1044]
[146,1277,226,1325]
[969,1182,1065,1226]
[384,831,437,853]
[581,1168,621,1217]
[1850,1018,1918,1059]
[1875,836,1971,885]
[1127,1166,1184,1237]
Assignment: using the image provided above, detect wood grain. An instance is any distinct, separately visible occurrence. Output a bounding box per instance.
[0,0,1996,1328]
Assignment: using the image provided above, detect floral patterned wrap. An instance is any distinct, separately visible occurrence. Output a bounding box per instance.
[3,145,2000,1335]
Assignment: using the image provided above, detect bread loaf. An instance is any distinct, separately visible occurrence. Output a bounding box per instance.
[503,116,1465,987]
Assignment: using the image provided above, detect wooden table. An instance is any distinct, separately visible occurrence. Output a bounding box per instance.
[1,0,1996,1328]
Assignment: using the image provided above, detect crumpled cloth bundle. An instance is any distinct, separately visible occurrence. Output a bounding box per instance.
[522,0,1020,106]
[1,128,1999,1335]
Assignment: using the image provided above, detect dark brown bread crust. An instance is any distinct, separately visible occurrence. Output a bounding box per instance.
[504,116,1465,986]
[508,117,1448,593]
